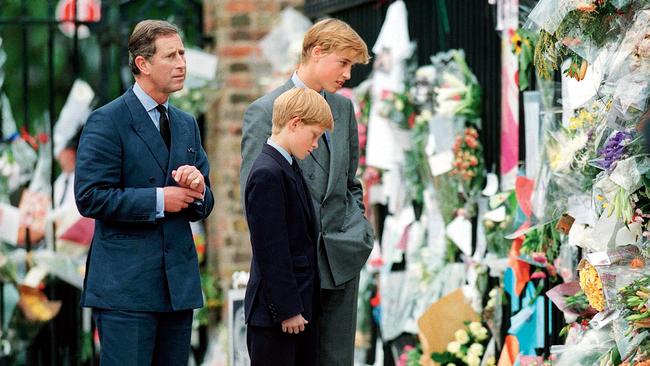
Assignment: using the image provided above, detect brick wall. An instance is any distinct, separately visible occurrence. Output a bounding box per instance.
[203,0,305,291]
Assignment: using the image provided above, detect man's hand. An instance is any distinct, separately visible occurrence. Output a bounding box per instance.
[163,186,204,212]
[281,314,308,334]
[172,165,205,193]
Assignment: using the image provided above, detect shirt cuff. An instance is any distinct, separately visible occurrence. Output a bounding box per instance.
[156,187,165,218]
[194,185,205,206]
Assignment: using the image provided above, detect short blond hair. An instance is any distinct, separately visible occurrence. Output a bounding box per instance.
[301,18,370,65]
[272,88,334,134]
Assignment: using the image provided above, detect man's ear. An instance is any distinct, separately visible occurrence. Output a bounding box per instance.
[134,55,150,75]
[310,46,323,62]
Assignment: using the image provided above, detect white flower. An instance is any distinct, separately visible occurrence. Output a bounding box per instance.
[419,109,433,121]
[2,162,13,177]
[468,322,483,336]
[468,343,484,357]
[548,131,588,173]
[446,364,456,366]
[467,354,481,366]
[446,341,461,354]
[442,72,465,88]
[416,65,436,82]
[454,329,469,344]
[474,327,489,341]
[394,99,405,111]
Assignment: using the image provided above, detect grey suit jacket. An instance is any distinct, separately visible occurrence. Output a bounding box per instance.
[240,80,373,289]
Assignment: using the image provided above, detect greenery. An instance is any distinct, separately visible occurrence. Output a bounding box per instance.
[194,270,223,327]
[533,0,631,80]
[520,220,561,264]
[0,0,205,135]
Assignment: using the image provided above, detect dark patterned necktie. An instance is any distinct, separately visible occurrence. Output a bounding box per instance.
[156,104,171,148]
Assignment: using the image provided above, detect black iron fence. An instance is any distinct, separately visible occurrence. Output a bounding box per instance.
[0,1,205,364]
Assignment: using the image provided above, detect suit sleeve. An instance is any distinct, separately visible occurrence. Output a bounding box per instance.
[346,99,365,213]
[240,102,272,213]
[185,117,214,222]
[245,168,303,322]
[74,110,157,223]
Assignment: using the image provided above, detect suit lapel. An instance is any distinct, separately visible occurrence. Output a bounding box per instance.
[166,106,192,184]
[125,89,169,174]
[323,93,345,199]
[263,145,313,222]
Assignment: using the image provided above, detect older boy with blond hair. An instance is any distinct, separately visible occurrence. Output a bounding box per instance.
[244,87,333,366]
[241,18,373,365]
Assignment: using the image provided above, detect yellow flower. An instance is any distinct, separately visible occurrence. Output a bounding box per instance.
[578,259,606,311]
[511,32,522,55]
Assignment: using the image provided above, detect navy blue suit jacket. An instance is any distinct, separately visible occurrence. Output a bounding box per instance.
[244,144,319,326]
[74,87,214,312]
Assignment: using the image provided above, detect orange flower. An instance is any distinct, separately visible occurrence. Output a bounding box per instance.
[631,257,645,268]
[576,2,596,12]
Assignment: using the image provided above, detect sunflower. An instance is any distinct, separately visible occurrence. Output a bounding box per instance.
[511,32,523,55]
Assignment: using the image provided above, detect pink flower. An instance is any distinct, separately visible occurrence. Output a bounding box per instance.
[531,271,546,279]
[532,252,548,264]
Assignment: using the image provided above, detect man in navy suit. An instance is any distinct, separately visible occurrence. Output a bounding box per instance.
[244,88,333,366]
[74,20,214,365]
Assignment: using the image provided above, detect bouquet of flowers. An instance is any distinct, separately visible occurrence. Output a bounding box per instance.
[431,321,491,366]
[520,220,562,268]
[618,275,650,363]
[483,192,517,258]
[530,0,629,80]
[511,28,538,91]
[449,127,485,204]
[578,259,607,311]
[377,89,417,130]
[431,50,481,121]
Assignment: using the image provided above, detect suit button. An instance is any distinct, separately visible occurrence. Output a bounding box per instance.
[149,177,155,183]
[309,174,314,180]
[164,247,169,253]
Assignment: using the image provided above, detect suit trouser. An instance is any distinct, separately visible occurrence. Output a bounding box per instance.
[92,308,193,366]
[319,275,360,366]
[247,321,319,366]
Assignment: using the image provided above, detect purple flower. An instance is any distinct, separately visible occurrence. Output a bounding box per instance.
[597,130,633,171]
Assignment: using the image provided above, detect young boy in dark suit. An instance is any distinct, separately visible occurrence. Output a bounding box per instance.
[243,87,334,366]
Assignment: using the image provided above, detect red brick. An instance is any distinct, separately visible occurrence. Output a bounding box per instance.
[226,0,256,13]
[220,45,254,58]
[226,75,253,89]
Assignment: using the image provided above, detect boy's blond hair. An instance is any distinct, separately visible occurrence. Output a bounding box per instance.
[272,88,334,134]
[301,18,370,65]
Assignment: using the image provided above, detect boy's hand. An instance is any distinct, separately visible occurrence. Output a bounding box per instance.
[281,314,308,334]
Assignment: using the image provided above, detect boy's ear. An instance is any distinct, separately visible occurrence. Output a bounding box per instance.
[289,116,301,130]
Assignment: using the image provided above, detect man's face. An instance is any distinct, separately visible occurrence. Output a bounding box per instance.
[312,49,358,93]
[145,34,186,95]
[290,120,325,160]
